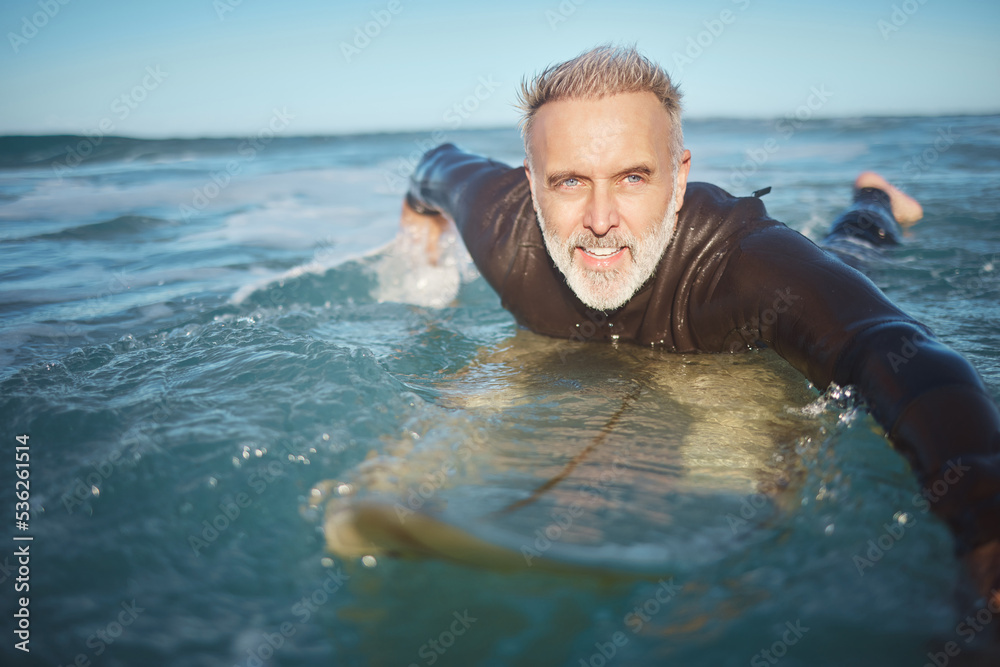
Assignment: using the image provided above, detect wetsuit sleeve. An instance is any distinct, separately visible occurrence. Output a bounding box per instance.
[406,143,538,295]
[703,224,1000,552]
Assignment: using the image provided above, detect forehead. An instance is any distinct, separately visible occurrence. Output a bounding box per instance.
[530,91,672,171]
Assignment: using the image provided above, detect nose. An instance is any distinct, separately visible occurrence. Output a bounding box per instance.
[583,185,620,237]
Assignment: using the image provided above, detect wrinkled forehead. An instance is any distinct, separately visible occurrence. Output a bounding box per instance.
[528,92,674,172]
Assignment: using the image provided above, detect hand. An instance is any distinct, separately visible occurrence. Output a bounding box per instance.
[964,539,1000,613]
[926,454,1000,622]
[399,197,452,266]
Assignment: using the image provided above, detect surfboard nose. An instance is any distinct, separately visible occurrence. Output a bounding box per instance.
[323,497,383,559]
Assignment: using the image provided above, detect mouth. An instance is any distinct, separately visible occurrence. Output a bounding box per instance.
[576,245,628,268]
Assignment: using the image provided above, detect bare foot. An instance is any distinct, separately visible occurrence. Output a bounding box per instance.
[854,171,923,227]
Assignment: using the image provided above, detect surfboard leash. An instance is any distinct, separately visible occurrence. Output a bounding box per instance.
[496,379,643,515]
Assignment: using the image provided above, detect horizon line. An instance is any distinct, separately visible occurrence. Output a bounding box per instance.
[1,111,998,143]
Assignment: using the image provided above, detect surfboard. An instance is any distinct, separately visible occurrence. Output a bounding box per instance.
[312,330,829,577]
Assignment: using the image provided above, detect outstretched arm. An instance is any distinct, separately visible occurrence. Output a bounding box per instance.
[400,144,534,290]
[720,223,1000,607]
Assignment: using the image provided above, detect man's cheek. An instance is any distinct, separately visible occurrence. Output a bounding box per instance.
[539,202,577,238]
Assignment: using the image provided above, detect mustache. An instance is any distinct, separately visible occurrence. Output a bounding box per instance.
[566,229,638,250]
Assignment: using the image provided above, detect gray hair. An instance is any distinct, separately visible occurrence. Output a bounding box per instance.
[516,44,684,167]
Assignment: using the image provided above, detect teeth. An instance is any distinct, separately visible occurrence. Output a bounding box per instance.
[584,247,620,257]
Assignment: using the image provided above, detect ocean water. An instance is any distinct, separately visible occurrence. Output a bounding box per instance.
[2,115,999,667]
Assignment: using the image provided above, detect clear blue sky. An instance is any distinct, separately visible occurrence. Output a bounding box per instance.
[1,0,998,138]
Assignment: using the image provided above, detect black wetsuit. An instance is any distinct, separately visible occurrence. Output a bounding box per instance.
[822,187,904,268]
[407,143,1000,556]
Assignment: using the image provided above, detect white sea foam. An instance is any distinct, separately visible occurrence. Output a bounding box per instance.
[371,225,478,309]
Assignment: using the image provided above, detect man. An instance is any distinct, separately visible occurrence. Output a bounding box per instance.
[400,45,1000,606]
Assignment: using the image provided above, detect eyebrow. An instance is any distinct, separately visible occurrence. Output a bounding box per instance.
[545,164,655,188]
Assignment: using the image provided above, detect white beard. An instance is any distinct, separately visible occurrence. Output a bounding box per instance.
[533,195,678,312]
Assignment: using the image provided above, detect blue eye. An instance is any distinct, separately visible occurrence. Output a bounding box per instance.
[562,178,579,187]
[625,174,643,184]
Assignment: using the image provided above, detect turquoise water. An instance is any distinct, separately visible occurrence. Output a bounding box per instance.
[2,116,1000,666]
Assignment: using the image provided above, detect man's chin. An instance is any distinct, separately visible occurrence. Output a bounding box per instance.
[566,268,637,312]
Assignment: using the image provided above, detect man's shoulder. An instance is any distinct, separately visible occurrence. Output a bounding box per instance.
[674,181,780,254]
[682,181,770,220]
